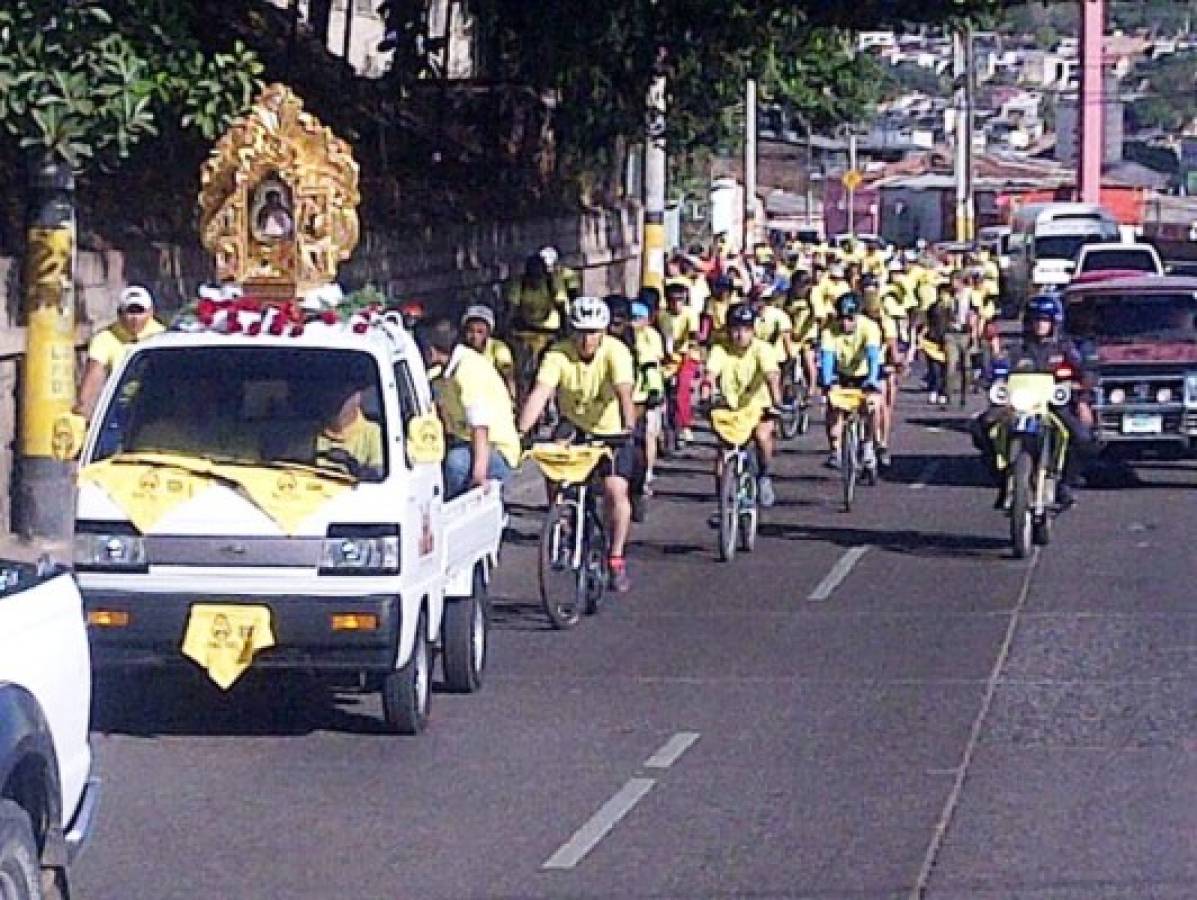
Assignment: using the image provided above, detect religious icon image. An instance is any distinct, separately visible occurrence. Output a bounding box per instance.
[251,179,295,242]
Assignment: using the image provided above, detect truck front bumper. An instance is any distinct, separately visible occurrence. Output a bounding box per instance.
[82,591,401,673]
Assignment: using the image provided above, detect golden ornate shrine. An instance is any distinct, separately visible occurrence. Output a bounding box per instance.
[198,83,360,297]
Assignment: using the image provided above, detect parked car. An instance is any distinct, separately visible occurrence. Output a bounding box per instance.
[1073,243,1164,279]
[1062,275,1197,452]
[71,313,503,734]
[0,559,100,899]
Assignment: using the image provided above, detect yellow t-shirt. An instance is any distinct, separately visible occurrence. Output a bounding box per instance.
[754,305,793,360]
[483,338,516,381]
[820,318,883,379]
[706,339,779,412]
[536,336,635,435]
[686,275,711,320]
[811,277,851,317]
[505,278,564,331]
[315,410,384,474]
[787,298,822,345]
[87,319,166,369]
[660,306,700,357]
[438,346,521,467]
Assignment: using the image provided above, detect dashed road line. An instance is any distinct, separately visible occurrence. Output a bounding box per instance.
[542,777,656,870]
[910,461,941,491]
[808,546,869,602]
[643,732,700,769]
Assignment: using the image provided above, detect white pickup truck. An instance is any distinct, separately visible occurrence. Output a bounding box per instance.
[71,313,502,734]
[0,560,100,899]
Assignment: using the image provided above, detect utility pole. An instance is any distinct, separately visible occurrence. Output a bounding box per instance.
[642,64,667,294]
[800,113,814,228]
[17,157,77,543]
[1078,0,1105,204]
[953,25,976,242]
[847,130,858,237]
[744,78,757,252]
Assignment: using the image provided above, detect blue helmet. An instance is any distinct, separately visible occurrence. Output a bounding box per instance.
[1026,294,1064,327]
[836,292,862,318]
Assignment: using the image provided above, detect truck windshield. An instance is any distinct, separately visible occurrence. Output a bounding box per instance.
[1068,292,1197,342]
[90,346,388,482]
[1036,234,1100,260]
[1080,250,1158,273]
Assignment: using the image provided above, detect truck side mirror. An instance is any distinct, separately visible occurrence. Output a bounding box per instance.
[50,413,88,462]
[406,413,445,465]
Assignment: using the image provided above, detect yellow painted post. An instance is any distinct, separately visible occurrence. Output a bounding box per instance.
[16,159,77,542]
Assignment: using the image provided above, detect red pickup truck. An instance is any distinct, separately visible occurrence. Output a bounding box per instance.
[1062,275,1197,453]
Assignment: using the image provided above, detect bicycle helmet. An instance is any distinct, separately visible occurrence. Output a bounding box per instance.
[727,302,756,328]
[836,293,862,318]
[570,295,611,331]
[1026,294,1063,326]
[539,245,560,269]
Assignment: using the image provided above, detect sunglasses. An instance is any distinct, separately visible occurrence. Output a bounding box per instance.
[121,304,149,315]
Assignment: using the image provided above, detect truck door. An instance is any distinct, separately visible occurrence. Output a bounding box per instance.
[394,359,444,598]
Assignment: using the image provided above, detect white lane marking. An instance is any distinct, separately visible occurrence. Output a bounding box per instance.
[807,546,869,602]
[643,732,700,769]
[910,461,941,491]
[542,778,656,870]
[909,548,1042,899]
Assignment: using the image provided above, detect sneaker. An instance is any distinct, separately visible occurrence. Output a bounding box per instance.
[928,391,939,405]
[758,475,776,508]
[877,446,892,469]
[608,559,631,593]
[860,441,877,470]
[824,453,842,470]
[645,468,655,485]
[680,428,694,444]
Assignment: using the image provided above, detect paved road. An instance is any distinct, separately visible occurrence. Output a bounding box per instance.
[75,383,1197,899]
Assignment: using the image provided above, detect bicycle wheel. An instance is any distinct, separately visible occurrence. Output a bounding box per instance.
[737,466,758,553]
[717,460,739,562]
[842,419,859,512]
[959,351,970,408]
[796,379,812,435]
[581,506,607,615]
[779,371,800,440]
[538,499,582,629]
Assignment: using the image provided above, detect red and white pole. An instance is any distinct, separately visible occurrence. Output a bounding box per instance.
[1078,0,1105,204]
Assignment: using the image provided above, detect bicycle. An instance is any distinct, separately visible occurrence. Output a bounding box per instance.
[778,358,811,440]
[512,327,560,435]
[828,386,877,512]
[526,436,624,629]
[711,406,775,563]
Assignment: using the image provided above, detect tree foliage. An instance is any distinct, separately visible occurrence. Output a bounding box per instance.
[0,0,263,173]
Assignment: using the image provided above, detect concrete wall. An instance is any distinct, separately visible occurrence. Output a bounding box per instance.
[0,203,642,533]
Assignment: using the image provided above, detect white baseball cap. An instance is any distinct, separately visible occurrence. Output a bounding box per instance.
[461,304,496,329]
[118,286,153,311]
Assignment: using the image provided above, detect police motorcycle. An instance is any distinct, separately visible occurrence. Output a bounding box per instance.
[986,357,1075,558]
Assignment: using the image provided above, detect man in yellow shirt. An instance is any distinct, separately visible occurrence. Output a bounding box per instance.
[811,263,852,318]
[660,280,701,445]
[518,296,638,592]
[314,381,385,480]
[460,305,517,401]
[702,303,785,509]
[419,318,520,498]
[819,293,883,472]
[76,285,166,418]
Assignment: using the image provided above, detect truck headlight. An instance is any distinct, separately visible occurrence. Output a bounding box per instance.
[1185,374,1197,407]
[1109,387,1126,405]
[319,525,400,576]
[74,521,147,573]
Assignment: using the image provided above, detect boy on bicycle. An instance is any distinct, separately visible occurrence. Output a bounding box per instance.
[819,293,883,473]
[518,296,639,592]
[701,303,786,510]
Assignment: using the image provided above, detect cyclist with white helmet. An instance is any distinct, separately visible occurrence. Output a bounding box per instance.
[518,296,639,592]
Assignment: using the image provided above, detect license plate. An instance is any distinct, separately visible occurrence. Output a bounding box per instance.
[1122,413,1163,435]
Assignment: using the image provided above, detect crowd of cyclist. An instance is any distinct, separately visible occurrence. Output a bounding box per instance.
[413,236,1026,591]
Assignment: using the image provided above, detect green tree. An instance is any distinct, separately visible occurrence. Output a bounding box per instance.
[0,0,263,173]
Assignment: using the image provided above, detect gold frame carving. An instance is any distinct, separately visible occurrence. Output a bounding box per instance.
[198,83,360,295]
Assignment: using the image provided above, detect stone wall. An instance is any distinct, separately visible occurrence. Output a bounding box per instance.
[0,202,643,533]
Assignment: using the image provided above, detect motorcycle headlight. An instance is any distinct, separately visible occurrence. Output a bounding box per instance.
[989,382,1010,405]
[319,525,400,576]
[1051,384,1072,406]
[74,521,147,573]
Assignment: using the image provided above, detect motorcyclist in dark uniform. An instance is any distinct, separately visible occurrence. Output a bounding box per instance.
[972,294,1098,509]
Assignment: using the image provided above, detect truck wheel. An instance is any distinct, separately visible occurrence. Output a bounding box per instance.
[381,610,430,735]
[442,567,488,694]
[0,800,41,900]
